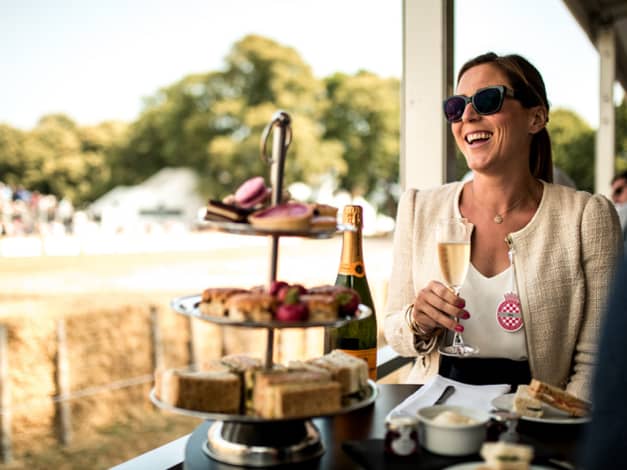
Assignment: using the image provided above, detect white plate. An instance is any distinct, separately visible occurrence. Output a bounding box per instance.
[491,393,590,424]
[443,463,553,470]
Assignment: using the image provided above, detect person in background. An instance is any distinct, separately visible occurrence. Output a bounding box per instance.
[580,255,627,468]
[383,52,622,400]
[611,170,627,249]
[611,170,627,206]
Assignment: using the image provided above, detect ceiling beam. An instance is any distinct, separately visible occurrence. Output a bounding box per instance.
[563,0,627,92]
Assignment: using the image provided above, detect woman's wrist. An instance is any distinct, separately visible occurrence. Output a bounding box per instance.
[404,303,431,338]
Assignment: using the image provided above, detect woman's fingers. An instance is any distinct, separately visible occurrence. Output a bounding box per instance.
[412,281,468,332]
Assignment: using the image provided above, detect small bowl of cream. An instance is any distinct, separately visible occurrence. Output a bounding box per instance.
[416,405,490,456]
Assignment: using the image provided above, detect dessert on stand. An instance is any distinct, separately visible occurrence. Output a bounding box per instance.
[150,110,378,467]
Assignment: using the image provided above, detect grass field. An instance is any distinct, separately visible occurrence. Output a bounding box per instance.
[0,232,394,469]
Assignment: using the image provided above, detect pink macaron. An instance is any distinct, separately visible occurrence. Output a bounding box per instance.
[234,176,271,208]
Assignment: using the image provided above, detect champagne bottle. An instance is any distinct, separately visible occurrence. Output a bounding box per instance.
[326,205,378,380]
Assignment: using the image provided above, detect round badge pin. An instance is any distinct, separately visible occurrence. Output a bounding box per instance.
[496,292,523,332]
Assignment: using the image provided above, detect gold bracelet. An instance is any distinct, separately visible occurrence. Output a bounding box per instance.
[404,303,430,337]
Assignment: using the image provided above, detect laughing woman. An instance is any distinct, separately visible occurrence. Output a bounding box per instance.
[383,52,622,399]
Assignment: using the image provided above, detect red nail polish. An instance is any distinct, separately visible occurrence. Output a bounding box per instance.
[461,311,470,319]
[457,299,466,308]
[455,324,464,332]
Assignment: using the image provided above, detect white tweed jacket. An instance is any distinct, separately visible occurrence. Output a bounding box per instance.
[383,181,622,400]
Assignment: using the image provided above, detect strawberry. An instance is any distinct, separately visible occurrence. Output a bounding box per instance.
[290,284,307,295]
[276,303,309,322]
[276,287,309,322]
[277,283,306,302]
[336,289,361,316]
[269,280,289,296]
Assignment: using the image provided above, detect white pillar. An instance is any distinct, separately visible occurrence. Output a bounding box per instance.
[596,26,616,196]
[401,0,455,191]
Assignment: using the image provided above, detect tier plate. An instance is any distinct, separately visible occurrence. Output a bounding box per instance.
[171,294,372,328]
[150,379,377,423]
[199,219,355,238]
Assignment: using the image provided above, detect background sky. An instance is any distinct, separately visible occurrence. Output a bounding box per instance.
[1,0,622,130]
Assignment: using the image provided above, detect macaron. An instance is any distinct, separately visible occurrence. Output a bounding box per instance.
[234,176,271,208]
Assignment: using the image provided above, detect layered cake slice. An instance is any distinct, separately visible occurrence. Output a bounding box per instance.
[155,366,241,414]
[306,349,368,395]
[252,369,340,419]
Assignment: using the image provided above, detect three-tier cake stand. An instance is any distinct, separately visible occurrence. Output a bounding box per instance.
[151,111,377,467]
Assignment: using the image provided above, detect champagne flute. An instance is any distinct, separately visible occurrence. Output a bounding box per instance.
[436,218,478,357]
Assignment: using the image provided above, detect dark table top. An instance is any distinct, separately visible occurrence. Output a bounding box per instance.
[175,384,582,470]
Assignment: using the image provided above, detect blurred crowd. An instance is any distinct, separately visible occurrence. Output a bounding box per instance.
[0,181,76,237]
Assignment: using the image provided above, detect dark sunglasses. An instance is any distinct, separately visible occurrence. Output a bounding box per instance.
[443,85,517,123]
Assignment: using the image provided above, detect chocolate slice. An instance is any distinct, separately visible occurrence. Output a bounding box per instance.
[205,199,252,222]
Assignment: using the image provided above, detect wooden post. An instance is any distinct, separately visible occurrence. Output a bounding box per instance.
[55,319,72,445]
[0,325,12,463]
[150,305,164,372]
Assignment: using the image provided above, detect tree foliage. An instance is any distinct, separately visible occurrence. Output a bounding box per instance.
[1,33,626,212]
[547,108,595,192]
[0,115,125,205]
[113,35,347,202]
[322,71,400,199]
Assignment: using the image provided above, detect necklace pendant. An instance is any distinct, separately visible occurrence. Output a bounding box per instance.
[494,214,504,224]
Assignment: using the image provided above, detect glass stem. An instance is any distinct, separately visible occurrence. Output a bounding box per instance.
[452,286,465,351]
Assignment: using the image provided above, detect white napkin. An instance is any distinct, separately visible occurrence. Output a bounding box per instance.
[387,375,511,419]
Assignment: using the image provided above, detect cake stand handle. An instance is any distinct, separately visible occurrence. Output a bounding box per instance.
[260,110,292,206]
[260,111,292,370]
[264,327,274,369]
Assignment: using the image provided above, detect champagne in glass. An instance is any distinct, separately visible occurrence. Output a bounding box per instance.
[438,242,471,291]
[437,218,478,357]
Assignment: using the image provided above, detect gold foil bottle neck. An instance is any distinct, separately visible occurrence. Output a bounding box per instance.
[342,205,363,228]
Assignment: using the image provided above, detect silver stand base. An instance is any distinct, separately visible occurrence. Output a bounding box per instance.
[204,420,324,467]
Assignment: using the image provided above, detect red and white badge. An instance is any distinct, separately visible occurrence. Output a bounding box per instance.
[496,292,523,332]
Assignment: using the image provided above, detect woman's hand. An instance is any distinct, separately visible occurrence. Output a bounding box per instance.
[410,280,469,335]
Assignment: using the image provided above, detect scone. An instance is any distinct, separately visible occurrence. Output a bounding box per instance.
[199,287,249,317]
[226,292,276,322]
[300,294,338,321]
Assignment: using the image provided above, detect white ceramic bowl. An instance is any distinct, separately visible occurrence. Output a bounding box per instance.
[416,405,490,456]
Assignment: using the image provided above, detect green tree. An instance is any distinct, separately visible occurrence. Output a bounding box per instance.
[322,71,400,209]
[547,108,595,192]
[0,124,27,186]
[19,114,113,205]
[114,35,346,201]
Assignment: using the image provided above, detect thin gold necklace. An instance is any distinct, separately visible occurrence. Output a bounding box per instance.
[470,184,529,224]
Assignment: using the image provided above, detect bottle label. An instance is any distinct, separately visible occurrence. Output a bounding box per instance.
[338,260,366,278]
[337,347,377,380]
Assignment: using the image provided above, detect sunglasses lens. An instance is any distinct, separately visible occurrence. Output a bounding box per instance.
[444,96,467,122]
[474,87,504,114]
